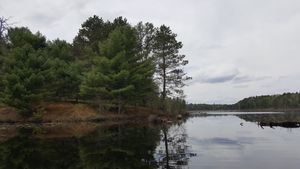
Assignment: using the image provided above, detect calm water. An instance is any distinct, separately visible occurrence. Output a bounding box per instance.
[0,112,300,169]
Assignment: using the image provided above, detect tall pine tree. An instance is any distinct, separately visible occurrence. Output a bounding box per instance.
[153,25,190,105]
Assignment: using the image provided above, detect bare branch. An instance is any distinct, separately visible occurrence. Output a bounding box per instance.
[0,17,11,39]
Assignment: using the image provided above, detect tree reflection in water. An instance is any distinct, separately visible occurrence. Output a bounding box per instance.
[0,124,162,169]
[0,122,196,169]
[79,124,161,169]
[238,112,300,129]
[156,123,196,169]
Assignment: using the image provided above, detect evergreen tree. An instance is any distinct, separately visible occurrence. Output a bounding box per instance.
[153,25,190,104]
[0,17,9,94]
[73,15,111,57]
[46,39,81,101]
[135,22,156,59]
[0,27,52,115]
[80,26,155,113]
[0,16,191,115]
[134,22,159,106]
[72,16,129,73]
[73,15,129,58]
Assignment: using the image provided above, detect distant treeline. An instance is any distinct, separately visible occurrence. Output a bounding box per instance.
[0,16,189,115]
[188,92,300,110]
[187,104,236,111]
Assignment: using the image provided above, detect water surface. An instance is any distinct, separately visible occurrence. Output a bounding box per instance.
[186,112,300,169]
[0,112,300,169]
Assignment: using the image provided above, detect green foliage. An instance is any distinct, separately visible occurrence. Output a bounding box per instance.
[237,92,300,109]
[46,39,81,100]
[0,18,9,97]
[0,27,53,115]
[73,15,128,57]
[153,25,190,99]
[188,92,300,110]
[7,27,46,50]
[187,103,236,111]
[73,15,111,57]
[80,26,155,112]
[134,22,156,59]
[164,97,187,114]
[0,15,189,115]
[72,16,130,75]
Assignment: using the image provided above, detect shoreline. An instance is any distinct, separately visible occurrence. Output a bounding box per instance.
[189,108,300,113]
[0,102,186,124]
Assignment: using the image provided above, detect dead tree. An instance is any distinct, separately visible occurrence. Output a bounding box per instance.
[0,17,10,40]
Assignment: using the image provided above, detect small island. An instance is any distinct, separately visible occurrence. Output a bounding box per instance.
[0,16,189,123]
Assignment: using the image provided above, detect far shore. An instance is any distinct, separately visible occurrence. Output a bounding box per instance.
[188,108,300,114]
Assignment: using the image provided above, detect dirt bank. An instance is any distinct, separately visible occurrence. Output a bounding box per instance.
[0,102,181,124]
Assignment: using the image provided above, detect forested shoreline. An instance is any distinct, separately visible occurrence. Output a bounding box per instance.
[0,16,190,116]
[188,92,300,111]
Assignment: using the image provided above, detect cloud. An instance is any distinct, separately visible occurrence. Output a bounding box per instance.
[25,13,60,26]
[193,70,239,84]
[204,74,237,83]
[189,64,239,84]
[232,75,271,84]
[200,75,234,83]
[191,65,271,85]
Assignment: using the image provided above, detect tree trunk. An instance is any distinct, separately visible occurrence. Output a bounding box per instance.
[162,56,166,101]
[118,96,121,114]
[162,126,170,169]
[96,95,102,112]
[162,54,167,113]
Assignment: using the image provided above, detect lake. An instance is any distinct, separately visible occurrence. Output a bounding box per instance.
[0,111,300,169]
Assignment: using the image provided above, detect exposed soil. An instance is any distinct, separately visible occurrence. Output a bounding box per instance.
[0,102,181,124]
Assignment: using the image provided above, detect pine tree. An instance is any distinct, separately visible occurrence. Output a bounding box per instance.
[133,22,158,106]
[73,15,129,58]
[153,25,190,105]
[73,16,129,74]
[135,22,156,59]
[80,25,155,113]
[0,17,10,94]
[0,27,52,115]
[46,39,81,101]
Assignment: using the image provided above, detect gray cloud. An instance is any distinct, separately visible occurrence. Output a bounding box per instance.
[232,75,271,84]
[192,70,238,84]
[204,75,236,83]
[25,13,60,26]
[191,69,271,85]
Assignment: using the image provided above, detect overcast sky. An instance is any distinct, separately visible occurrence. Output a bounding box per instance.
[1,0,300,104]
